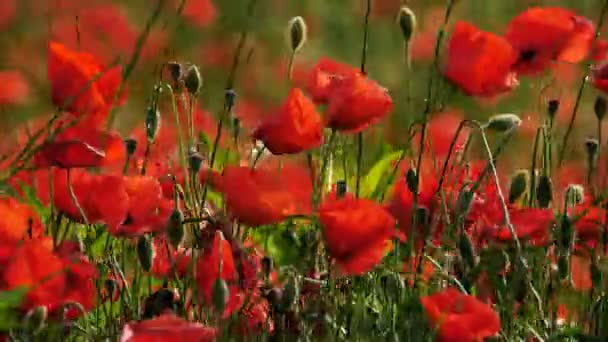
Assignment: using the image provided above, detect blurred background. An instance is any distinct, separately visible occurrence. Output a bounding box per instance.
[0,0,606,174]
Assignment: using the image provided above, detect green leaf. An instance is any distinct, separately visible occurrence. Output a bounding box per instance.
[0,287,27,310]
[358,150,404,200]
[249,224,307,268]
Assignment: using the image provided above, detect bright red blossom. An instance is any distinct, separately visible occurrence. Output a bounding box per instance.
[253,88,323,155]
[320,194,395,275]
[421,288,501,342]
[121,314,217,342]
[444,21,518,97]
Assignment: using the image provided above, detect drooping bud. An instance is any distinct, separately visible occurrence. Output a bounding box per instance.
[124,138,137,157]
[380,273,405,301]
[557,254,569,281]
[137,235,154,272]
[167,209,185,249]
[557,214,574,251]
[104,278,119,301]
[267,287,284,312]
[143,288,178,319]
[188,149,204,173]
[397,6,417,42]
[508,169,529,204]
[24,306,47,333]
[286,16,307,53]
[485,113,522,132]
[536,175,553,208]
[211,277,229,315]
[414,206,431,227]
[595,96,607,121]
[145,107,161,143]
[262,256,273,279]
[184,64,203,96]
[564,184,585,206]
[591,257,603,288]
[547,99,559,120]
[405,168,418,194]
[455,185,474,219]
[336,180,348,197]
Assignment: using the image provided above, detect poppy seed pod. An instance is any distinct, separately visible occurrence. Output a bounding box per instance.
[585,138,600,161]
[124,138,137,157]
[508,169,529,204]
[595,96,607,121]
[137,235,154,272]
[397,6,417,42]
[145,106,161,143]
[485,113,522,132]
[211,277,229,314]
[167,208,185,249]
[184,64,203,95]
[536,175,553,208]
[24,306,47,333]
[547,99,559,120]
[458,232,476,269]
[286,16,307,53]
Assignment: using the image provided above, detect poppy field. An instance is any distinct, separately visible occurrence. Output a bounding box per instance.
[3,0,608,340]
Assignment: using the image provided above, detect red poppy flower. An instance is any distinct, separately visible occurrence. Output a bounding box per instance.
[505,7,594,75]
[0,198,44,244]
[253,88,323,155]
[120,313,217,342]
[33,141,105,169]
[0,70,29,106]
[325,72,392,133]
[222,164,312,227]
[319,194,395,275]
[592,39,608,62]
[3,238,66,310]
[592,62,608,93]
[47,41,125,123]
[494,208,555,246]
[52,169,129,228]
[178,0,217,28]
[0,0,16,30]
[152,236,192,279]
[306,57,359,104]
[444,21,518,97]
[421,287,501,342]
[415,109,468,157]
[195,232,244,318]
[55,246,98,314]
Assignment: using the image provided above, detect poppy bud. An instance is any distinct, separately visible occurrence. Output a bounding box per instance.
[143,288,177,319]
[286,16,307,53]
[547,99,559,120]
[145,107,161,143]
[508,169,529,204]
[558,214,574,251]
[595,96,607,121]
[137,235,154,272]
[485,113,522,132]
[558,254,569,281]
[262,256,273,279]
[24,306,47,333]
[397,6,417,42]
[405,168,418,194]
[188,149,204,173]
[104,278,119,300]
[414,206,431,227]
[167,209,185,249]
[336,180,348,197]
[184,64,203,96]
[166,61,183,88]
[564,184,585,206]
[591,258,602,288]
[225,89,237,110]
[281,275,300,311]
[585,138,599,162]
[124,138,137,157]
[455,185,474,219]
[381,273,404,301]
[268,287,284,312]
[536,175,553,208]
[458,232,476,269]
[211,277,230,314]
[232,116,241,142]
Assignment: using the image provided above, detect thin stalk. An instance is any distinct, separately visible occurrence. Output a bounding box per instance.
[557,0,608,166]
[529,128,542,207]
[67,169,89,225]
[355,0,372,198]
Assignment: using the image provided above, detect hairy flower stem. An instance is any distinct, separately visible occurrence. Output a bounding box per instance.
[355,0,372,198]
[201,0,258,208]
[67,168,89,225]
[529,127,542,207]
[557,0,608,167]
